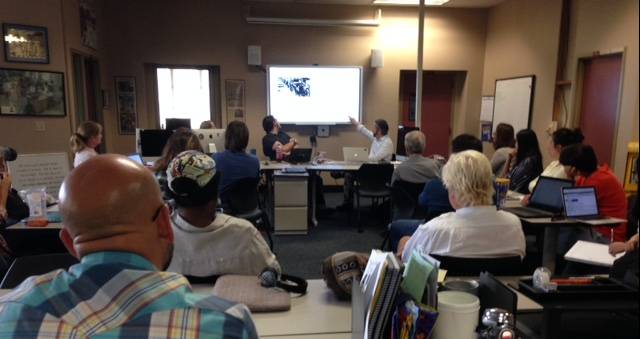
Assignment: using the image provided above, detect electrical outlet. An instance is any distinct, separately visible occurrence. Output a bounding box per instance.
[35,121,46,131]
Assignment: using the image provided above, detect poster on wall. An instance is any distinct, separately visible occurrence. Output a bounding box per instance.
[115,76,137,135]
[0,68,65,116]
[225,79,245,122]
[80,0,98,49]
[2,24,49,64]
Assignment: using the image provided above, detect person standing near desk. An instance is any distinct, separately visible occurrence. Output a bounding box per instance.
[262,116,297,161]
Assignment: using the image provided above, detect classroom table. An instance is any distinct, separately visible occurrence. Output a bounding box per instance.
[501,198,625,273]
[0,277,541,337]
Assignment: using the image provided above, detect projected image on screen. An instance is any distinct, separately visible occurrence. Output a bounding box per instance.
[268,66,361,125]
[278,77,311,97]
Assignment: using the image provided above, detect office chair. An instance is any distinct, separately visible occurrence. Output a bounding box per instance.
[353,163,394,233]
[430,254,523,277]
[221,177,274,250]
[0,253,79,289]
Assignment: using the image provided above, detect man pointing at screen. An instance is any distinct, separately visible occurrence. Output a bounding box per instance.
[349,116,394,161]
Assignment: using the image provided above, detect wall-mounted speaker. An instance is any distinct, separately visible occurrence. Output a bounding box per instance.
[248,45,262,66]
[371,48,383,68]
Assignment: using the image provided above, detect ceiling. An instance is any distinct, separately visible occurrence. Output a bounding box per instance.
[251,0,507,8]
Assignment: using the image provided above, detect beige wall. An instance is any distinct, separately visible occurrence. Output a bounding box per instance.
[0,0,106,160]
[481,0,562,165]
[102,0,488,160]
[563,0,639,179]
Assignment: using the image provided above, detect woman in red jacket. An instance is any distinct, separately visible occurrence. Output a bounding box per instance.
[559,144,627,242]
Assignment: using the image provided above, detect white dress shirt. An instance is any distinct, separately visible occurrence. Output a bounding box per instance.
[168,212,281,277]
[528,160,569,192]
[402,205,526,261]
[73,148,97,167]
[357,124,394,161]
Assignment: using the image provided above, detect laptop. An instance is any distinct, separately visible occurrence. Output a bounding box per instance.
[288,148,312,164]
[562,186,604,220]
[127,153,144,165]
[502,176,573,218]
[343,147,369,163]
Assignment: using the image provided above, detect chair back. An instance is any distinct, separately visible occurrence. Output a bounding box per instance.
[0,253,79,289]
[220,177,260,215]
[356,163,394,191]
[392,180,426,220]
[430,254,523,277]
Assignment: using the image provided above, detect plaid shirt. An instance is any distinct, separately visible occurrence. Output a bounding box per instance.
[0,251,258,338]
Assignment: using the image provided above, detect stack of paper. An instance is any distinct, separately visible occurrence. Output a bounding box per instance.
[360,250,403,339]
[564,240,624,267]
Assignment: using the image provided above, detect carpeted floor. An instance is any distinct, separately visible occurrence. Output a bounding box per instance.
[271,191,388,279]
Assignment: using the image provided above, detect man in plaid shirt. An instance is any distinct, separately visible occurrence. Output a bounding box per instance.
[0,154,257,338]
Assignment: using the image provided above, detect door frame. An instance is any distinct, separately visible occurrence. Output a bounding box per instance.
[571,48,626,165]
[70,49,105,152]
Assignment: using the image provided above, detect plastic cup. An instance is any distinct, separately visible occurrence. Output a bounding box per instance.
[494,178,510,209]
[433,291,480,339]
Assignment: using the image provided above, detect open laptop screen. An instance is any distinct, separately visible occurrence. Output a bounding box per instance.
[563,187,599,218]
[529,176,574,212]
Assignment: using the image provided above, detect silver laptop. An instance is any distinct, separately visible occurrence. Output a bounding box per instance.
[343,147,369,163]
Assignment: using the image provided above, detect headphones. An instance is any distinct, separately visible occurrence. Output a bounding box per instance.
[259,268,308,295]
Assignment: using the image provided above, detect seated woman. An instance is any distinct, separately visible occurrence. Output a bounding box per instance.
[398,150,525,261]
[559,144,627,243]
[506,129,543,194]
[527,128,584,192]
[69,121,102,168]
[151,128,203,201]
[166,150,280,277]
[213,121,260,195]
[490,123,515,176]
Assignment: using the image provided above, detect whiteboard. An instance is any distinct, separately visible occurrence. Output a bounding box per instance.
[491,76,535,134]
[7,153,70,198]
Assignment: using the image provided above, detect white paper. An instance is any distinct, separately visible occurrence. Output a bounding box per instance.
[480,96,494,122]
[564,240,624,267]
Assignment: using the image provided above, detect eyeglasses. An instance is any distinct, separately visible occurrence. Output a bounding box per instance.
[151,204,164,222]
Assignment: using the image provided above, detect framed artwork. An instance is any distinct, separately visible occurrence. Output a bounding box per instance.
[80,0,98,49]
[0,68,65,116]
[115,77,137,135]
[624,142,638,193]
[225,79,245,122]
[3,23,49,63]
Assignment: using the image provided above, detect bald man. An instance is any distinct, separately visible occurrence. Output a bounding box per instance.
[0,155,257,338]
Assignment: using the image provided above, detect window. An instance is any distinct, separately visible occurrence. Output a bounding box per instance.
[156,67,214,129]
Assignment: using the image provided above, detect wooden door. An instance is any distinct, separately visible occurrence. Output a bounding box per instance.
[399,71,454,157]
[578,53,622,165]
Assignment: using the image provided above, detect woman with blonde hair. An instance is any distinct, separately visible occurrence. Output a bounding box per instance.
[398,150,525,261]
[70,121,102,167]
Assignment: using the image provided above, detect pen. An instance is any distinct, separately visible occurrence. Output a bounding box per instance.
[611,227,614,243]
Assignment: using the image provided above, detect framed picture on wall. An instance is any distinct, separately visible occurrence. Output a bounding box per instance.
[80,0,98,49]
[2,23,49,63]
[0,68,65,116]
[624,142,638,193]
[225,79,245,122]
[115,76,137,135]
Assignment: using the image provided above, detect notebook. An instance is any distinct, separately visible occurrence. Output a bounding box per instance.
[564,240,624,267]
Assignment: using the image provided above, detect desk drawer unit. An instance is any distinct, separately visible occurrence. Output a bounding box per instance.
[274,207,308,234]
[274,177,308,207]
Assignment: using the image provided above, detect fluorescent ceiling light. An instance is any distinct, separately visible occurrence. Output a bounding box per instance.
[373,0,450,5]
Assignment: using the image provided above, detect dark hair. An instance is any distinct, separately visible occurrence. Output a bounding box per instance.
[515,129,542,165]
[559,144,598,174]
[169,172,220,208]
[263,116,276,133]
[494,123,515,149]
[152,128,203,172]
[552,128,584,148]
[225,121,250,153]
[375,119,389,136]
[452,134,483,153]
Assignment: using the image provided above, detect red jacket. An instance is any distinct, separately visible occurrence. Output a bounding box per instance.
[576,165,628,242]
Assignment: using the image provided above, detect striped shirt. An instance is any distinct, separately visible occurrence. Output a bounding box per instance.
[0,251,258,338]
